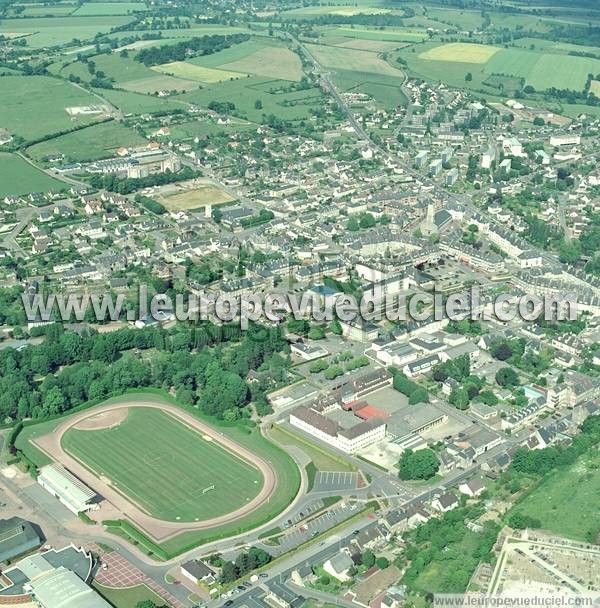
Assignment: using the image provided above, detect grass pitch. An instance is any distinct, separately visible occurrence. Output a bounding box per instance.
[419,42,500,64]
[62,407,263,523]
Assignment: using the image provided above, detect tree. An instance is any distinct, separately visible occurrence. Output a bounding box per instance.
[465,72,473,82]
[558,239,581,264]
[309,359,328,374]
[376,556,390,569]
[449,387,469,410]
[346,217,360,231]
[495,367,519,387]
[361,549,376,568]
[398,448,439,480]
[508,513,541,529]
[254,99,263,110]
[533,116,545,126]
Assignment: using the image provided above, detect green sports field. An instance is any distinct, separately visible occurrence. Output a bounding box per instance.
[62,407,264,523]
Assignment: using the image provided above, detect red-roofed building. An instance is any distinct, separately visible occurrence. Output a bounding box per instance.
[355,405,390,421]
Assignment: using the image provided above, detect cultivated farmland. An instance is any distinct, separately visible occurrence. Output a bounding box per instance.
[419,43,500,64]
[189,37,304,82]
[305,43,405,77]
[0,16,133,47]
[152,61,244,83]
[62,406,264,522]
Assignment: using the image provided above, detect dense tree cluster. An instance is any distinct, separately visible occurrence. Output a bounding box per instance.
[88,167,200,194]
[1,322,289,427]
[398,448,439,480]
[391,370,429,405]
[510,416,600,477]
[136,34,250,66]
[219,547,271,583]
[401,505,499,594]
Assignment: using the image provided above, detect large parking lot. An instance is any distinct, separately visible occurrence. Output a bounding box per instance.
[313,471,359,492]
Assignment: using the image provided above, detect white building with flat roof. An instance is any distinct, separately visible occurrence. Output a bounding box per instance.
[37,464,97,514]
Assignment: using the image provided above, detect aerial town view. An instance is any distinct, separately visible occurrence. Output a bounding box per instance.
[0,0,599,607]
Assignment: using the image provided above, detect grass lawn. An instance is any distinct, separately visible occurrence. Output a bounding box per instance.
[152,61,245,83]
[94,582,170,608]
[0,153,66,197]
[27,121,146,163]
[508,450,600,543]
[0,75,104,141]
[62,407,264,522]
[269,424,356,472]
[419,42,500,64]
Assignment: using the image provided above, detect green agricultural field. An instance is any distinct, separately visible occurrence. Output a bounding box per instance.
[27,121,146,163]
[401,41,600,94]
[0,16,133,47]
[320,26,427,43]
[179,76,325,125]
[72,2,146,16]
[219,46,304,82]
[0,76,106,141]
[332,69,407,108]
[121,74,199,94]
[333,38,406,52]
[0,153,66,197]
[152,61,244,83]
[62,407,264,522]
[63,53,156,83]
[509,450,600,543]
[93,88,184,115]
[306,43,405,77]
[284,4,393,16]
[189,37,304,81]
[426,7,485,30]
[419,42,500,64]
[484,49,600,91]
[14,4,76,17]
